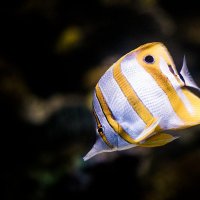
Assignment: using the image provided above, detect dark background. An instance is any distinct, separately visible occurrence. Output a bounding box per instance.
[1,0,200,199]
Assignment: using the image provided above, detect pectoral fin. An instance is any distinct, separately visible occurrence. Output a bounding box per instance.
[134,118,160,143]
[138,133,178,147]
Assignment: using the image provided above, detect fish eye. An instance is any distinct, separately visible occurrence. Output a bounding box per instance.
[98,127,103,133]
[144,55,155,64]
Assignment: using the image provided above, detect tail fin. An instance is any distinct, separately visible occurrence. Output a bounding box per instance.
[180,56,200,91]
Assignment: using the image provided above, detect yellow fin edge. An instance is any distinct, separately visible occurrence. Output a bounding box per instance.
[138,133,178,147]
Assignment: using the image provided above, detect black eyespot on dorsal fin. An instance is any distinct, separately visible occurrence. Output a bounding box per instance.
[144,55,155,64]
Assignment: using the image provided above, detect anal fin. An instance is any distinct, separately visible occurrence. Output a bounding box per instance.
[138,133,178,147]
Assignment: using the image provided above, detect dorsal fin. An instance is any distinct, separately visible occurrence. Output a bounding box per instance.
[180,56,200,91]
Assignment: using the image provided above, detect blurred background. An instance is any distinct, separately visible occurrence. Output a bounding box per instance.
[1,0,200,199]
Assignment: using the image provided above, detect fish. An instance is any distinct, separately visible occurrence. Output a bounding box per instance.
[83,42,200,161]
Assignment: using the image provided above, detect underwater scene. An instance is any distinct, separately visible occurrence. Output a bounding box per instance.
[1,0,200,199]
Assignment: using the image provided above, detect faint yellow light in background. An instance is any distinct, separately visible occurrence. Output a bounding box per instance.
[56,26,83,53]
